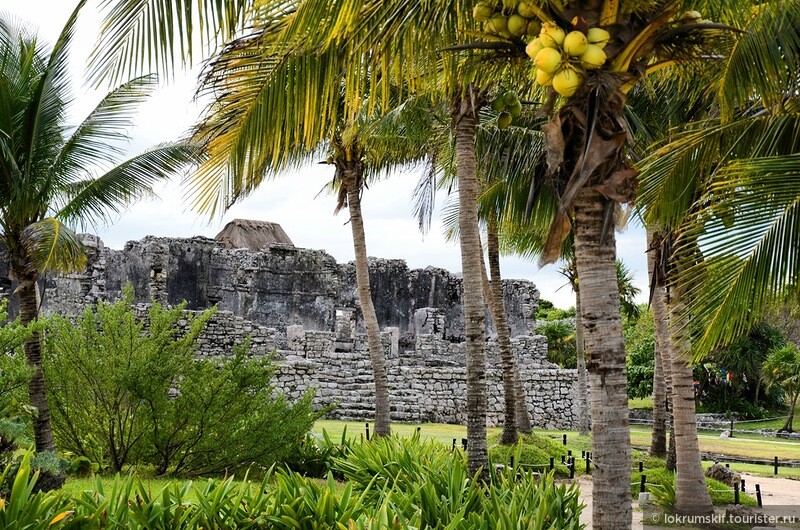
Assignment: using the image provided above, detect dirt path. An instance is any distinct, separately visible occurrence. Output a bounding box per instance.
[740,472,800,506]
[574,474,800,529]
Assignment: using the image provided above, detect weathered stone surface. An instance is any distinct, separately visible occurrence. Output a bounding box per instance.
[706,463,741,486]
[2,234,578,428]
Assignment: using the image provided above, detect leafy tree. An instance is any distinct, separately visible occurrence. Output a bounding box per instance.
[44,289,320,474]
[761,345,800,432]
[625,307,656,400]
[0,3,199,471]
[537,320,576,368]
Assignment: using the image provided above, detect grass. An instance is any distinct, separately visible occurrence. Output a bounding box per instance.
[701,459,800,480]
[630,425,800,462]
[61,418,798,503]
[629,397,654,410]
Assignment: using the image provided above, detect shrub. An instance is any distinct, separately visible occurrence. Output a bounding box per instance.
[43,288,320,475]
[283,429,352,478]
[536,320,577,368]
[488,432,570,476]
[2,438,584,529]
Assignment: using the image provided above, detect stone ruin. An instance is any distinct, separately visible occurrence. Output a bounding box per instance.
[1,231,578,429]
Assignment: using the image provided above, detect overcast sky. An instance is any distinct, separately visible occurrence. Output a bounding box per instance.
[2,0,649,309]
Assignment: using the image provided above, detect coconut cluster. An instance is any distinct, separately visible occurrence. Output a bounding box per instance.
[473,0,543,39]
[491,90,522,129]
[526,22,610,97]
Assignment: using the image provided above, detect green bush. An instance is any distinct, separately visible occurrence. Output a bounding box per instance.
[283,429,352,478]
[624,308,655,399]
[536,320,577,368]
[43,288,320,476]
[0,300,35,453]
[489,432,571,476]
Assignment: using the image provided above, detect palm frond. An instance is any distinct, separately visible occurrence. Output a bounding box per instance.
[20,217,86,274]
[58,142,203,227]
[89,0,256,85]
[52,74,160,181]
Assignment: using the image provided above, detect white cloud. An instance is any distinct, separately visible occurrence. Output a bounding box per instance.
[4,0,650,310]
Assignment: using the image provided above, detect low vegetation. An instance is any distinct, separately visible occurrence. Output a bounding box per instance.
[2,434,584,529]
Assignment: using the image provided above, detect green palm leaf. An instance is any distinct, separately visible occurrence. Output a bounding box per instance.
[20,217,86,274]
[59,142,203,227]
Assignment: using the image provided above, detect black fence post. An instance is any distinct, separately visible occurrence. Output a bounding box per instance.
[741,478,745,492]
[774,456,779,475]
[585,454,590,474]
[569,457,575,479]
[365,423,370,441]
[640,475,647,494]
[734,482,740,505]
[416,426,421,434]
[462,438,468,451]
[755,484,763,507]
[510,455,515,468]
[639,461,644,473]
[550,457,554,471]
[563,434,567,445]
[452,438,456,452]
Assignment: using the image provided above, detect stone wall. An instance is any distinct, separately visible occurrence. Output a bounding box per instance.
[39,235,540,342]
[2,234,578,429]
[184,308,577,429]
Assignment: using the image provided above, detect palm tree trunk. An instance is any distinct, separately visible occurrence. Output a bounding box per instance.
[668,281,713,515]
[16,275,57,454]
[453,96,487,477]
[486,217,520,445]
[647,229,667,457]
[573,188,631,530]
[574,287,590,435]
[343,161,391,437]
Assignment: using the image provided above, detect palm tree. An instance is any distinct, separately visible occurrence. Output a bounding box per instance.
[638,3,800,513]
[499,3,746,525]
[0,3,199,474]
[643,3,800,356]
[762,345,800,432]
[438,114,547,441]
[646,229,669,458]
[187,13,440,437]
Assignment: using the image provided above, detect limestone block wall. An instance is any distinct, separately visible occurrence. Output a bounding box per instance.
[2,234,578,429]
[35,235,540,342]
[161,308,577,429]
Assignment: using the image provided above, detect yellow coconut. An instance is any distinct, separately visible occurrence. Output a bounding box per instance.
[525,37,544,59]
[486,15,508,35]
[526,19,542,37]
[539,22,565,48]
[517,1,538,18]
[473,4,494,23]
[680,10,703,22]
[586,27,611,49]
[535,47,563,74]
[552,68,582,97]
[497,112,513,129]
[579,44,607,69]
[535,67,554,87]
[563,31,588,56]
[508,14,528,36]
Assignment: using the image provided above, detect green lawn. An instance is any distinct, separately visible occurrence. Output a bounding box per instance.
[630,425,800,462]
[63,418,798,495]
